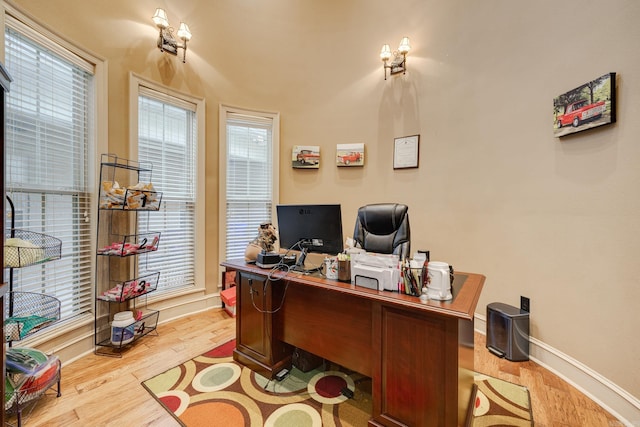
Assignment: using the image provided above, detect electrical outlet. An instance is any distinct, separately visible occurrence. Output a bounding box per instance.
[520,296,530,312]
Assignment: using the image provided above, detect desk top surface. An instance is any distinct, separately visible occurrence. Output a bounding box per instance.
[222,259,485,321]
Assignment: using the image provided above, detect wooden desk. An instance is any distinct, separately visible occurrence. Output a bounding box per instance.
[222,259,484,427]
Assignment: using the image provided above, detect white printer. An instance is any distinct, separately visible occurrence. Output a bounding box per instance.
[350,252,400,291]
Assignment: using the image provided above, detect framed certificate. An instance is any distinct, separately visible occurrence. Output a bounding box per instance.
[393,135,420,169]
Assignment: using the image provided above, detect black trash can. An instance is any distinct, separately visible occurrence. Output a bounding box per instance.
[486,302,530,361]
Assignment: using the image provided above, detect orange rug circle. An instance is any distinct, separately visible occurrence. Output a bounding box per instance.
[181,401,246,427]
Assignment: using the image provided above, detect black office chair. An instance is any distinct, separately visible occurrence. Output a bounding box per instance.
[353,203,410,259]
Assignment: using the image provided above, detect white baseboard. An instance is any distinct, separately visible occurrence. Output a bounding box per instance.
[475,314,640,427]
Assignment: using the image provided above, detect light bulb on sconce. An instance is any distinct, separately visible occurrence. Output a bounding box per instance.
[380,44,392,62]
[380,37,411,80]
[177,23,192,42]
[152,8,192,63]
[152,8,169,28]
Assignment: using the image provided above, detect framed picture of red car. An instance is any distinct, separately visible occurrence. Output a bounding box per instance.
[336,143,364,167]
[553,72,616,138]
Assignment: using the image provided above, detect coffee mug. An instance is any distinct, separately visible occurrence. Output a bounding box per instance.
[426,261,453,301]
[324,257,339,280]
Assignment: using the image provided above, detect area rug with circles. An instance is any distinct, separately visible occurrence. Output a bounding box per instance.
[142,339,532,427]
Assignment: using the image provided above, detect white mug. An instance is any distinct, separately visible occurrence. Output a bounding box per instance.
[426,261,453,301]
[324,257,339,280]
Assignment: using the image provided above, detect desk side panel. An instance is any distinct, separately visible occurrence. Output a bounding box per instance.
[234,271,293,378]
[459,317,475,424]
[374,305,460,427]
[237,272,268,357]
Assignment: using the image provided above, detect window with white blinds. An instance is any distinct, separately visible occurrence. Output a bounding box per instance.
[223,109,278,260]
[137,89,197,292]
[4,18,95,321]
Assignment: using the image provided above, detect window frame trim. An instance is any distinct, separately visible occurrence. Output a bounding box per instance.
[218,104,280,266]
[128,72,206,295]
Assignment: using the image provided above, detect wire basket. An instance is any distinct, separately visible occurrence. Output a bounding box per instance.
[5,357,61,414]
[5,292,61,342]
[97,232,161,257]
[97,271,160,302]
[4,229,62,269]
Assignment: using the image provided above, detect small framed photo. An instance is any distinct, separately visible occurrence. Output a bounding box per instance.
[292,145,320,169]
[336,143,365,167]
[553,72,616,138]
[393,135,419,169]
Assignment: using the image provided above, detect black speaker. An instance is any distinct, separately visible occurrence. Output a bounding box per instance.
[486,302,529,361]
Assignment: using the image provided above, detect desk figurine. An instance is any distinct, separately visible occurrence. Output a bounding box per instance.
[244,222,278,262]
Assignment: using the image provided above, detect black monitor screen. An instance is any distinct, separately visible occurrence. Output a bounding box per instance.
[276,204,344,256]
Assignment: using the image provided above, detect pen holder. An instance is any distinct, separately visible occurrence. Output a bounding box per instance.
[401,266,423,296]
[338,259,351,282]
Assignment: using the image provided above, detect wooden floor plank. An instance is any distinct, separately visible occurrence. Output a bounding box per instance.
[473,332,622,427]
[10,309,621,427]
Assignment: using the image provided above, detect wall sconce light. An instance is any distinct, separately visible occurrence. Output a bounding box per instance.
[380,37,411,80]
[152,8,192,63]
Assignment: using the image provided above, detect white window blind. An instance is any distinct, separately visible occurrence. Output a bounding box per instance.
[225,112,274,260]
[137,89,197,292]
[4,19,95,321]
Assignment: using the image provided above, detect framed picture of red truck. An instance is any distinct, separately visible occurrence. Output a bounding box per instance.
[553,72,616,137]
[292,145,320,169]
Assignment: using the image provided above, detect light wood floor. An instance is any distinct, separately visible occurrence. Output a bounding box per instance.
[473,333,621,427]
[11,309,621,427]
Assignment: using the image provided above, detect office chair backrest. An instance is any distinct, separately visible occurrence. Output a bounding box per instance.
[353,203,410,259]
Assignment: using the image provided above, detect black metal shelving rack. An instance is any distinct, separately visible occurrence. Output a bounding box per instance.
[94,154,163,357]
[4,195,62,426]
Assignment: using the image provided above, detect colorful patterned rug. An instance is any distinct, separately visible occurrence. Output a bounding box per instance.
[142,340,532,426]
[470,374,533,426]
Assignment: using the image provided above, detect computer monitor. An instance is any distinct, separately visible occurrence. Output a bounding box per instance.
[276,204,344,271]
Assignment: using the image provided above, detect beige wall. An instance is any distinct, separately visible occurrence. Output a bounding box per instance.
[6,0,640,414]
